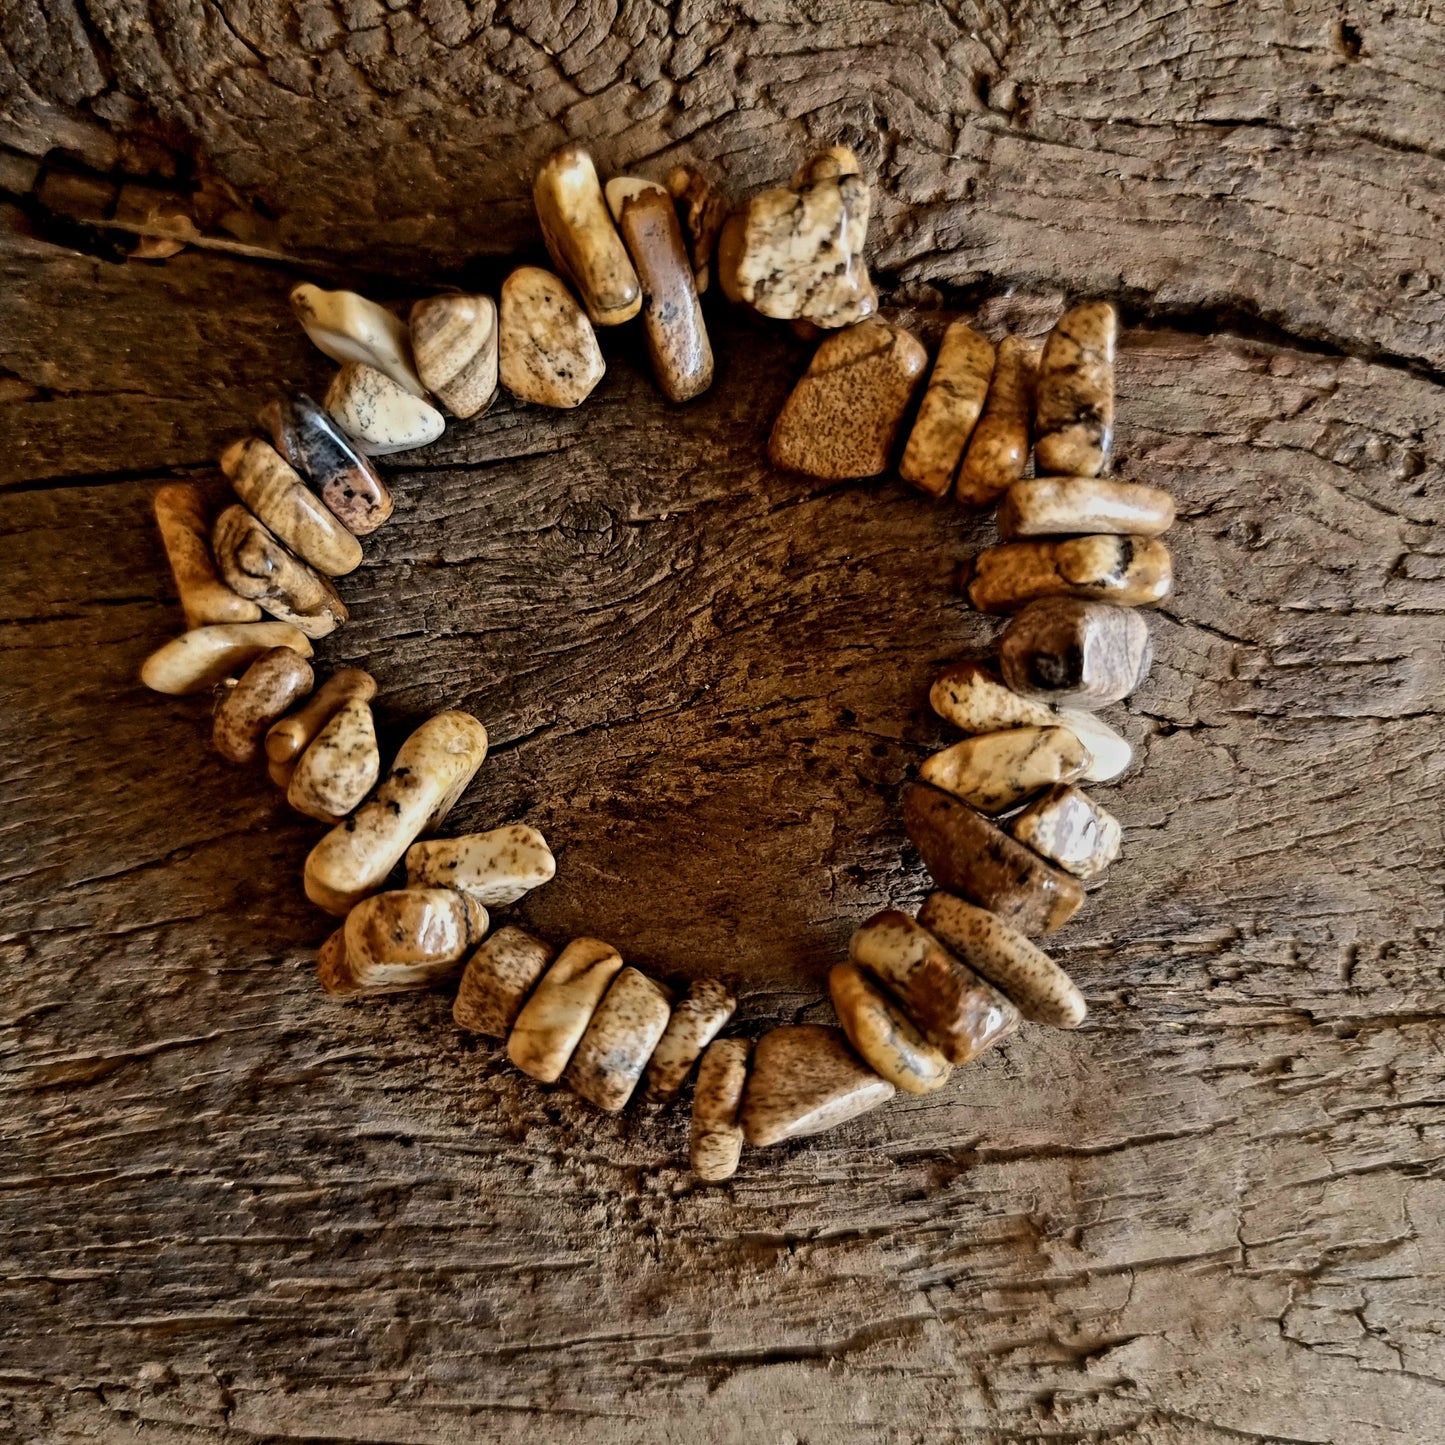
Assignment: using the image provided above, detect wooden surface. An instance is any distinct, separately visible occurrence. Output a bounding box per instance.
[4,5,1445,1442]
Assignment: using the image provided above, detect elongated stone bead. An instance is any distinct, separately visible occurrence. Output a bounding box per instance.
[498,266,606,409]
[1008,784,1121,880]
[968,535,1172,613]
[604,175,667,222]
[1057,707,1132,783]
[265,668,376,787]
[955,335,1038,507]
[997,476,1175,539]
[643,979,737,1102]
[153,483,260,628]
[564,967,673,1112]
[999,598,1153,709]
[409,294,498,420]
[326,364,445,456]
[917,891,1086,1029]
[211,504,348,640]
[899,322,995,499]
[690,1037,750,1182]
[828,961,952,1094]
[453,925,555,1038]
[1034,302,1117,477]
[507,938,624,1084]
[666,164,728,293]
[304,711,488,915]
[287,697,379,824]
[534,145,641,327]
[290,283,424,397]
[740,1025,894,1147]
[212,646,314,765]
[329,888,488,995]
[405,825,555,907]
[918,725,1090,814]
[902,782,1085,936]
[929,661,1056,734]
[140,622,312,696]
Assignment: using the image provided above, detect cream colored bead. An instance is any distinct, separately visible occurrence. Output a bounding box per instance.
[564,967,673,1112]
[140,622,313,696]
[328,888,488,995]
[918,725,1090,814]
[290,283,425,397]
[690,1037,750,1182]
[643,979,737,1102]
[1008,784,1122,880]
[325,363,445,456]
[152,483,260,628]
[404,825,555,907]
[265,668,376,787]
[929,661,1057,734]
[1056,707,1132,783]
[453,925,556,1038]
[828,961,951,1096]
[497,266,606,409]
[506,938,624,1084]
[287,697,380,824]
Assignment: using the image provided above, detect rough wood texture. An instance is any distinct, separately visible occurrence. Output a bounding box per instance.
[4,6,1445,1442]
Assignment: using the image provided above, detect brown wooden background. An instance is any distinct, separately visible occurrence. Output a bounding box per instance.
[4,4,1445,1441]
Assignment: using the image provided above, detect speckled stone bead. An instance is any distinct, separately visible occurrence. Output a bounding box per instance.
[739,1024,894,1147]
[917,891,1087,1029]
[1008,784,1122,880]
[929,661,1057,734]
[405,825,555,907]
[286,697,379,824]
[899,322,995,499]
[690,1037,750,1181]
[497,266,606,409]
[1034,302,1117,477]
[919,725,1090,814]
[643,979,738,1102]
[564,967,674,1112]
[768,321,928,480]
[325,363,445,456]
[211,504,348,639]
[453,925,556,1039]
[328,887,488,996]
[212,646,314,765]
[1057,707,1132,783]
[999,598,1153,709]
[409,294,498,420]
[666,164,728,293]
[902,782,1085,936]
[955,335,1039,507]
[968,535,1173,613]
[828,961,952,1094]
[153,483,261,628]
[139,622,313,696]
[264,668,376,788]
[290,283,425,397]
[507,938,625,1084]
[997,476,1175,539]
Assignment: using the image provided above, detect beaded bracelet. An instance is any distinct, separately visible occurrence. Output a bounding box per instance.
[141,141,1173,1183]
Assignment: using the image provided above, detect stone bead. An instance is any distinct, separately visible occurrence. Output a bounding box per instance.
[848,911,1019,1065]
[929,661,1056,734]
[334,887,489,995]
[326,363,445,456]
[533,145,641,327]
[507,938,625,1084]
[616,185,714,403]
[409,294,498,420]
[289,283,424,397]
[604,175,667,222]
[404,824,556,907]
[564,967,674,1112]
[497,266,606,409]
[152,483,260,628]
[220,437,362,577]
[1057,707,1132,783]
[453,925,556,1038]
[955,335,1039,507]
[642,979,738,1102]
[139,622,313,696]
[917,891,1087,1029]
[791,146,860,185]
[286,697,379,824]
[999,597,1153,709]
[211,504,348,640]
[1034,301,1117,477]
[739,1025,894,1147]
[1008,784,1122,880]
[898,322,996,499]
[967,535,1173,613]
[902,782,1085,936]
[918,725,1090,814]
[666,164,728,293]
[997,476,1175,539]
[690,1037,750,1182]
[304,711,488,915]
[768,321,928,480]
[212,646,314,766]
[316,927,350,995]
[264,668,376,787]
[828,961,952,1095]
[259,393,394,536]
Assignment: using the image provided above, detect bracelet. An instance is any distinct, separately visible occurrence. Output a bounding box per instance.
[141,141,1171,1183]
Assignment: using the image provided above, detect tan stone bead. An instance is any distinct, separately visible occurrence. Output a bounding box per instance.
[564,967,674,1112]
[999,597,1153,709]
[211,504,348,640]
[968,535,1173,613]
[533,145,641,327]
[409,294,498,420]
[289,283,425,397]
[325,363,445,456]
[768,321,928,480]
[1057,707,1132,783]
[918,725,1090,814]
[139,622,313,696]
[286,697,379,823]
[666,164,729,293]
[917,890,1087,1029]
[617,186,714,403]
[642,979,738,1102]
[791,146,860,185]
[404,825,556,908]
[690,1037,750,1182]
[303,711,488,915]
[453,925,556,1038]
[507,938,625,1084]
[1034,301,1118,477]
[929,661,1057,734]
[497,266,606,409]
[220,437,362,578]
[212,646,314,766]
[899,322,996,498]
[264,668,376,786]
[739,1024,894,1147]
[316,927,352,995]
[997,476,1175,539]
[955,335,1039,507]
[152,483,261,628]
[1008,784,1122,880]
[902,782,1085,936]
[848,911,1019,1065]
[338,888,488,994]
[828,961,952,1095]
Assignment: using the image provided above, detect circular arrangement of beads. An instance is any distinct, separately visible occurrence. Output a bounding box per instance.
[141,143,1176,1182]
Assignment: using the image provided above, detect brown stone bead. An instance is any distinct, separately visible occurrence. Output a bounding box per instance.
[642,978,737,1102]
[690,1037,750,1181]
[828,961,952,1094]
[316,928,351,995]
[211,504,348,640]
[768,321,928,480]
[739,1025,894,1147]
[967,535,1173,613]
[497,266,606,409]
[1008,783,1122,880]
[409,293,498,420]
[918,725,1090,814]
[337,887,488,995]
[453,925,556,1039]
[153,483,261,628]
[955,335,1039,507]
[563,967,674,1112]
[902,782,1085,936]
[997,476,1175,539]
[666,164,729,293]
[212,646,314,765]
[264,668,376,786]
[929,660,1057,734]
[1034,302,1117,477]
[998,597,1153,709]
[899,322,995,499]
